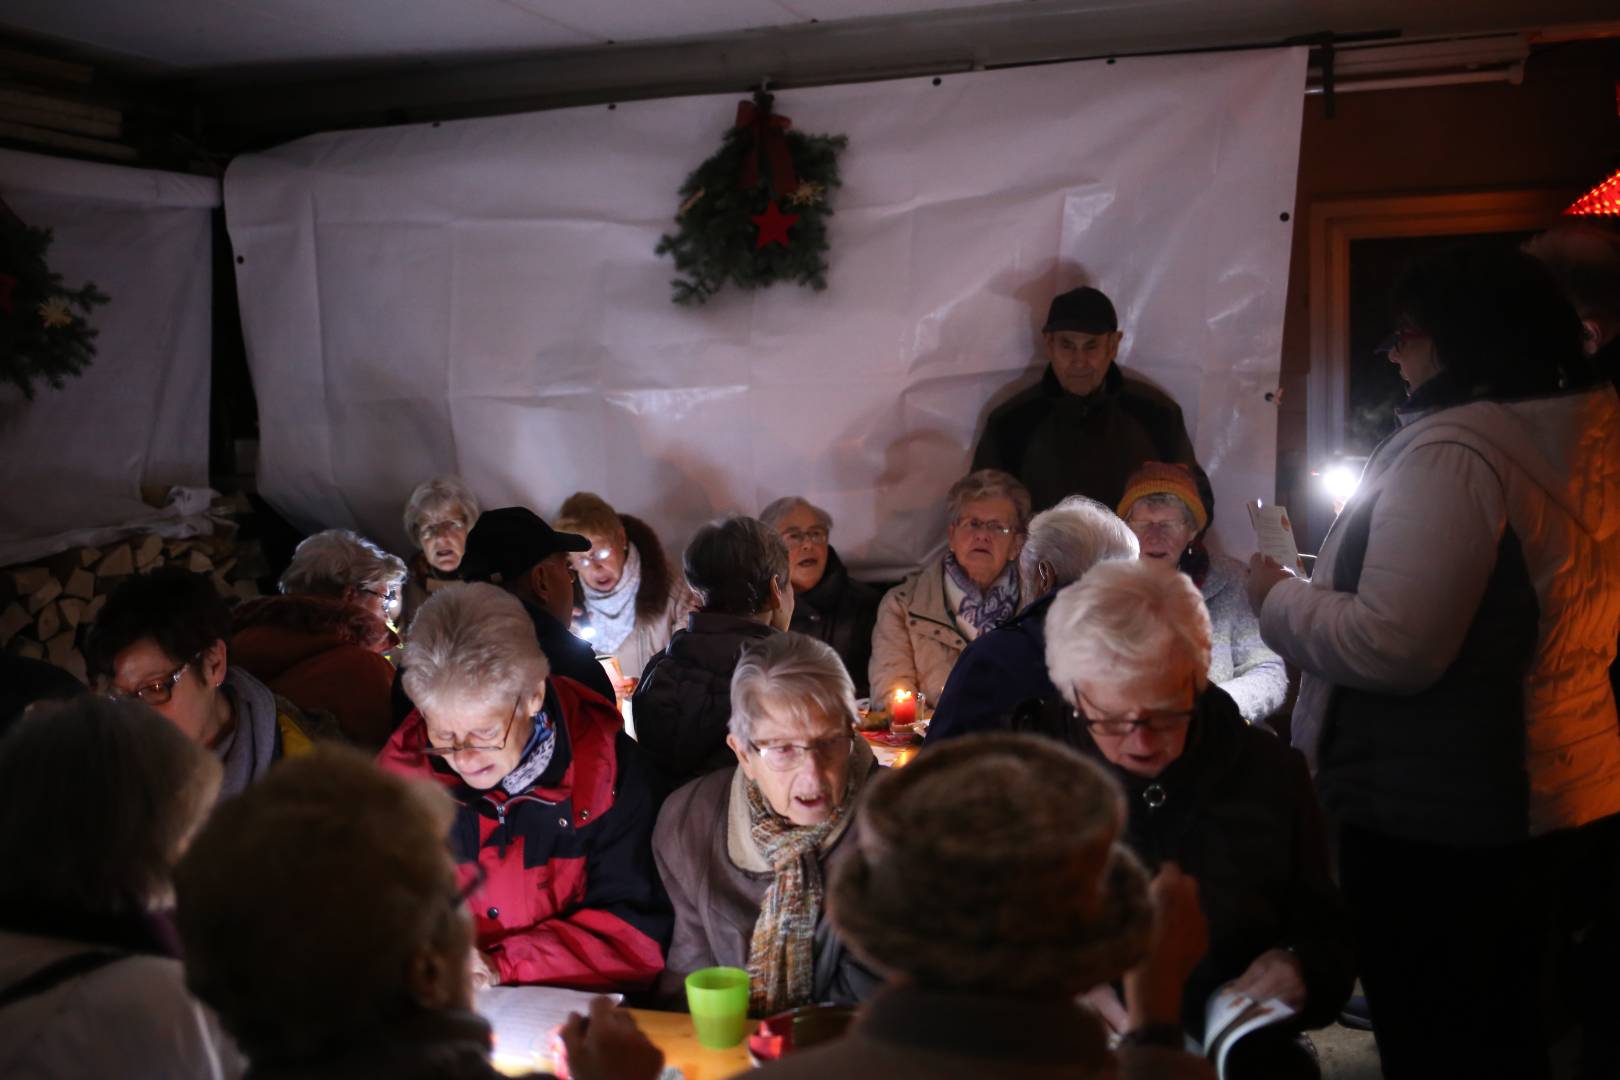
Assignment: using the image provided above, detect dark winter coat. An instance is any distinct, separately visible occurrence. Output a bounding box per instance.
[378,676,671,992]
[630,614,777,790]
[924,591,1058,746]
[231,593,398,750]
[789,547,881,697]
[973,363,1198,514]
[1013,686,1354,1037]
[651,751,882,1009]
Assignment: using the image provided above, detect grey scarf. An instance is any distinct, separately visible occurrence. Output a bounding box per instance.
[216,667,281,801]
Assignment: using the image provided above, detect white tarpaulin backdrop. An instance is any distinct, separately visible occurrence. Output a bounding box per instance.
[227,48,1306,576]
[0,150,219,566]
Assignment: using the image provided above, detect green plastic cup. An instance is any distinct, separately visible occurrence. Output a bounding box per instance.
[685,965,751,1049]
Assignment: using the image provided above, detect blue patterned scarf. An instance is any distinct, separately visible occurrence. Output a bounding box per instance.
[943,551,1020,635]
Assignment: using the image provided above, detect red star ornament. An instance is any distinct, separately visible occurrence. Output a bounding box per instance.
[751,201,800,249]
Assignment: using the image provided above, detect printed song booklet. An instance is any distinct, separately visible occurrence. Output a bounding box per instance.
[1246,501,1307,578]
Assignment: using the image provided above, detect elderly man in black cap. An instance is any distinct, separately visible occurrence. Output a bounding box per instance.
[973,285,1198,514]
[458,506,618,704]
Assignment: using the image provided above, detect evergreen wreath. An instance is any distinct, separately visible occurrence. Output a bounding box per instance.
[0,201,109,400]
[656,91,847,306]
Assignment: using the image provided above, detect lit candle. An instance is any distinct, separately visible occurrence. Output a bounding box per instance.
[891,689,916,727]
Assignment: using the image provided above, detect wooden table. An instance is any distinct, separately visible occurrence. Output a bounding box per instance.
[626,1008,752,1080]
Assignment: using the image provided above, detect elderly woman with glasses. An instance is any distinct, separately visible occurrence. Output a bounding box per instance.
[400,475,482,628]
[869,469,1031,712]
[379,582,671,993]
[230,529,407,750]
[653,633,879,1015]
[555,492,694,693]
[1117,463,1286,725]
[759,496,882,698]
[1024,559,1351,1080]
[86,567,320,801]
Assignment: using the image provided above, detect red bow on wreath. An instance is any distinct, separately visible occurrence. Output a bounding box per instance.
[735,95,798,196]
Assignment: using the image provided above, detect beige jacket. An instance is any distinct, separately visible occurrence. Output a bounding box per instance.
[613,581,697,683]
[868,554,967,706]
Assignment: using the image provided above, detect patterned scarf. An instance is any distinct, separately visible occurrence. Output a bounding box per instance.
[943,551,1020,635]
[581,543,642,655]
[743,776,854,1015]
[500,706,557,795]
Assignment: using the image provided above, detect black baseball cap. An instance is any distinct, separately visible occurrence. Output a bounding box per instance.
[1042,286,1118,335]
[460,506,591,585]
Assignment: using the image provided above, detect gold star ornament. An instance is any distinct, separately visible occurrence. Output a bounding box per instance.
[38,296,74,329]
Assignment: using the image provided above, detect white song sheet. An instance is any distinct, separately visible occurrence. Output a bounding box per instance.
[226,48,1306,575]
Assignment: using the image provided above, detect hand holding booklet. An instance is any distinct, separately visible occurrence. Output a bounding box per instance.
[1203,985,1297,1080]
[1246,501,1307,578]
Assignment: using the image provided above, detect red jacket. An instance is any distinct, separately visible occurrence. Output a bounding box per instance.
[231,594,398,750]
[378,676,670,992]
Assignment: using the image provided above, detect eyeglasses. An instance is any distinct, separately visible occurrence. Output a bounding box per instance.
[1071,684,1196,737]
[570,546,622,570]
[360,585,400,605]
[424,695,524,757]
[953,517,1015,537]
[1378,328,1429,355]
[748,733,854,772]
[420,518,467,540]
[1126,518,1190,538]
[780,527,829,547]
[105,651,203,707]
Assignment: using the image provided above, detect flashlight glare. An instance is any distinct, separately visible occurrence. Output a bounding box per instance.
[1321,464,1360,503]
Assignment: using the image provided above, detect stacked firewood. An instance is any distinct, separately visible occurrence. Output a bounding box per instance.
[0,496,271,682]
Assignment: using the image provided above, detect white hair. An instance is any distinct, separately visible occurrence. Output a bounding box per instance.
[729,632,859,746]
[1018,495,1139,598]
[402,583,549,718]
[280,530,407,601]
[758,496,834,534]
[1044,559,1212,697]
[402,476,481,546]
[946,469,1033,532]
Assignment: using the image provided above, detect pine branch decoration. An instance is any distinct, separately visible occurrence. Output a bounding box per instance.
[656,92,847,306]
[1,213,109,400]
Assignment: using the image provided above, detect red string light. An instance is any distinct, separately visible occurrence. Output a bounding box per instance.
[1565,169,1620,217]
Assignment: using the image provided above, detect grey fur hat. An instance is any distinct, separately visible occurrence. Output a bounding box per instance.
[830,732,1153,995]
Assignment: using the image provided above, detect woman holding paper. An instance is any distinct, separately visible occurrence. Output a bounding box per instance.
[1118,462,1286,725]
[1034,560,1353,1079]
[1248,247,1620,1078]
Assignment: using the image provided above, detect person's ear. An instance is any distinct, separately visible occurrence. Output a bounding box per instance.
[201,639,228,688]
[1037,559,1056,593]
[726,733,750,770]
[1581,317,1603,357]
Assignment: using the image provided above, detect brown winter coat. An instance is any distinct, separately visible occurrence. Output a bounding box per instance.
[650,745,881,1010]
[230,593,398,750]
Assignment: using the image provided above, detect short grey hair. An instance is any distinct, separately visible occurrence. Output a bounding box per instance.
[402,476,481,546]
[730,632,859,746]
[758,496,833,534]
[1045,559,1212,696]
[0,695,221,914]
[280,530,407,606]
[1018,495,1139,598]
[684,515,790,616]
[946,469,1032,533]
[402,582,550,718]
[1123,491,1198,532]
